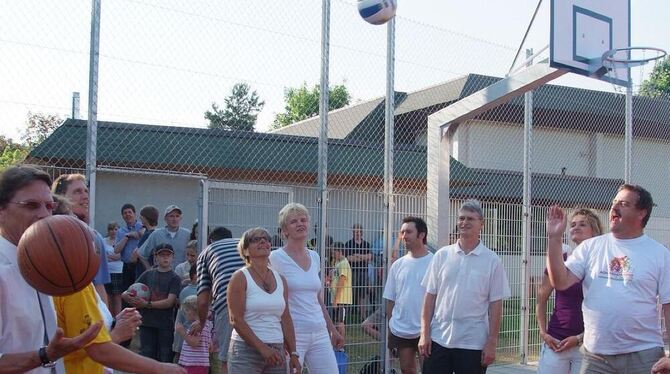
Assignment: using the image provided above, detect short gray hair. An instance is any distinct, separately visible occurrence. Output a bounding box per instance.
[459,199,484,220]
[278,202,311,231]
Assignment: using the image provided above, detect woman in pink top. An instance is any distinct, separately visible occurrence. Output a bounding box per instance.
[269,203,344,372]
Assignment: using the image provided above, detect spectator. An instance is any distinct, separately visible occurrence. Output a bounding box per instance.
[104,221,123,317]
[345,223,371,319]
[174,266,199,361]
[139,205,191,267]
[175,240,198,286]
[329,242,352,341]
[176,295,214,374]
[114,203,145,294]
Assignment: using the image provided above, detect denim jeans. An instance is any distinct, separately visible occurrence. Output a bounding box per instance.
[139,326,174,363]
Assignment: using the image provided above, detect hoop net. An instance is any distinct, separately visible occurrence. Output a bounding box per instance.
[602,47,668,95]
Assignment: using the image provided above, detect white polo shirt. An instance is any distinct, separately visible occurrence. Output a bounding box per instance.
[0,236,65,373]
[565,233,670,355]
[422,241,510,350]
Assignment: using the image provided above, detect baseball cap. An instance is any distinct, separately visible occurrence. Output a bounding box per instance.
[164,204,182,216]
[154,243,174,255]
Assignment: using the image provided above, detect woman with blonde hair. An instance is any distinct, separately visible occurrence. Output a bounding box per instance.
[227,227,301,373]
[537,208,603,373]
[269,203,344,372]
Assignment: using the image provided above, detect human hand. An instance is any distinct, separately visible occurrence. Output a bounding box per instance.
[555,335,579,352]
[188,320,203,336]
[481,339,496,367]
[540,331,561,351]
[259,345,284,367]
[546,205,567,238]
[418,333,431,358]
[124,294,145,308]
[289,355,301,374]
[652,357,670,373]
[111,308,141,342]
[130,248,140,262]
[175,322,185,336]
[46,322,102,361]
[330,329,344,350]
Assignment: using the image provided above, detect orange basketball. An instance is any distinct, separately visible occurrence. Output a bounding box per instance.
[17,215,101,296]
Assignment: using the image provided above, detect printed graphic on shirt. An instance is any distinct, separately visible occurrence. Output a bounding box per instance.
[599,255,633,282]
[80,314,92,333]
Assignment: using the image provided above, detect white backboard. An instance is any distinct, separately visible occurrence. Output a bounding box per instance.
[550,0,630,86]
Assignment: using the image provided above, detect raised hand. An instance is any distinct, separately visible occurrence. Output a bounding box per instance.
[546,205,567,238]
[46,322,103,362]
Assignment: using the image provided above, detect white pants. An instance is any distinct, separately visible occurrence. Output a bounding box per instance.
[537,343,582,374]
[295,327,338,373]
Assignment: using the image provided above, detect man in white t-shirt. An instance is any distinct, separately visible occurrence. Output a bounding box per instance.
[546,184,670,373]
[383,216,433,374]
[419,200,510,374]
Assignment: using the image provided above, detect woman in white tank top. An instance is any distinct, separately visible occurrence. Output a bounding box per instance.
[269,203,343,373]
[227,227,301,374]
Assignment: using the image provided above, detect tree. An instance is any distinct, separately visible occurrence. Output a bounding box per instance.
[272,83,350,129]
[639,57,670,99]
[205,83,265,131]
[0,136,29,171]
[21,112,63,148]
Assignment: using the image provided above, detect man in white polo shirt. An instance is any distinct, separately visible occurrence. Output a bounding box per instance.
[419,199,510,374]
[383,216,433,374]
[546,184,670,373]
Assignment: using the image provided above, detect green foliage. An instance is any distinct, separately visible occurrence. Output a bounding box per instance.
[205,83,265,131]
[639,57,670,99]
[0,137,29,171]
[272,83,350,129]
[22,112,63,148]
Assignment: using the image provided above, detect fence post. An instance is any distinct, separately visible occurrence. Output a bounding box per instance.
[199,179,209,252]
[86,0,101,228]
[317,0,330,298]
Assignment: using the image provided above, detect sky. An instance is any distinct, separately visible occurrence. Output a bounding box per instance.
[0,0,668,141]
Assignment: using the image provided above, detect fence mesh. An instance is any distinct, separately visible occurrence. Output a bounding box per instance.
[3,0,670,372]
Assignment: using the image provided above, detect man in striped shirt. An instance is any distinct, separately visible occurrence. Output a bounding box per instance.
[191,227,243,374]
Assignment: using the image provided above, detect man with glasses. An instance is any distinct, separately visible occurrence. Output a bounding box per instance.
[419,200,510,374]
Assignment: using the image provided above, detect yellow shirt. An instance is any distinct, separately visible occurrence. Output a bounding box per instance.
[53,284,112,374]
[331,258,352,305]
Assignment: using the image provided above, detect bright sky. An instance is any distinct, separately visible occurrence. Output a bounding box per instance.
[0,0,668,141]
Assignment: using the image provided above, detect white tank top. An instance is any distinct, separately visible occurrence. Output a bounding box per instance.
[231,268,285,344]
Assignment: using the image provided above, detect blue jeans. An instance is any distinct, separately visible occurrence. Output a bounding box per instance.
[139,326,174,363]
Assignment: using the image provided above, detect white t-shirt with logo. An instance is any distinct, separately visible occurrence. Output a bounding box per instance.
[565,233,670,355]
[383,251,433,338]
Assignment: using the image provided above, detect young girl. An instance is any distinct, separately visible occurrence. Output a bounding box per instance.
[175,240,198,286]
[175,295,213,374]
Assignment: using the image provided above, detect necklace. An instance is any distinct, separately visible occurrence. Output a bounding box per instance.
[249,266,272,292]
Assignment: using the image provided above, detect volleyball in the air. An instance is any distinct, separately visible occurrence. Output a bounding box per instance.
[357,0,397,25]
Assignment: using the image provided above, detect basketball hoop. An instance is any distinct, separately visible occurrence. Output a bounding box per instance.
[601,46,667,93]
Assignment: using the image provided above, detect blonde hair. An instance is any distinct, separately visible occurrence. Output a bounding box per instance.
[186,240,198,253]
[181,295,197,313]
[237,227,272,265]
[570,208,603,236]
[278,202,310,236]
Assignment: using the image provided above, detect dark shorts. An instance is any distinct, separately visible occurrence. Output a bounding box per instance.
[330,305,347,323]
[422,342,486,374]
[387,331,419,351]
[105,272,124,295]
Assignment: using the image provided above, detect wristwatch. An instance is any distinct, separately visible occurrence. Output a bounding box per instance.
[38,347,56,368]
[146,300,152,309]
[290,351,300,359]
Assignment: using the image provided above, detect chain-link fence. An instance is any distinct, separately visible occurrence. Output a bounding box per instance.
[4,0,670,372]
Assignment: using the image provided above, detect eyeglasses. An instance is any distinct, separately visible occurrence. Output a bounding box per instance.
[249,236,271,244]
[8,200,59,211]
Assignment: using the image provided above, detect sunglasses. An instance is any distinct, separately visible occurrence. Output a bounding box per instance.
[249,235,271,244]
[9,200,59,211]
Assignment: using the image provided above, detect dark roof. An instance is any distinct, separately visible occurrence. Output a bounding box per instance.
[28,119,620,206]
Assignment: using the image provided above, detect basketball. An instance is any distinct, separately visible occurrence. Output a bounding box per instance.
[17,215,100,296]
[126,282,151,301]
[357,0,397,25]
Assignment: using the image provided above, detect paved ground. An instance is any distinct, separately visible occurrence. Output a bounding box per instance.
[488,362,537,373]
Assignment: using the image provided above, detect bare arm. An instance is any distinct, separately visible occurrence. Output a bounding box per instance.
[385,299,395,322]
[663,304,670,344]
[334,274,347,305]
[114,236,129,254]
[481,299,502,366]
[279,276,301,373]
[418,292,436,357]
[318,289,344,349]
[0,323,102,374]
[546,206,580,290]
[95,284,108,306]
[86,341,185,373]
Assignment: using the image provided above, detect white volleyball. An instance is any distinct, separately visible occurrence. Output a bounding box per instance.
[357,0,397,25]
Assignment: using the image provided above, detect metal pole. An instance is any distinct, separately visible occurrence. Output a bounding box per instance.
[199,179,210,252]
[519,48,533,365]
[624,77,633,183]
[86,0,101,229]
[317,0,330,289]
[382,16,395,373]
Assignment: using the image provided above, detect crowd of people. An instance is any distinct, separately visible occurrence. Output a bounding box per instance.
[2,164,670,374]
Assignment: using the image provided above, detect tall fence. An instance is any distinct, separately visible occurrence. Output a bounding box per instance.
[4,0,670,372]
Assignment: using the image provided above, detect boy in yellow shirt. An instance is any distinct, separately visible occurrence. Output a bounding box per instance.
[329,243,352,340]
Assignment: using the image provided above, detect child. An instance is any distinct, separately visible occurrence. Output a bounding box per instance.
[175,240,198,286]
[175,295,213,374]
[330,242,352,340]
[173,265,198,360]
[123,243,181,363]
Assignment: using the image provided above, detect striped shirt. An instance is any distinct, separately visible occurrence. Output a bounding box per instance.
[197,238,244,315]
[178,319,213,367]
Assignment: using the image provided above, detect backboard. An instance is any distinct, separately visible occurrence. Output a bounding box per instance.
[550,0,630,86]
